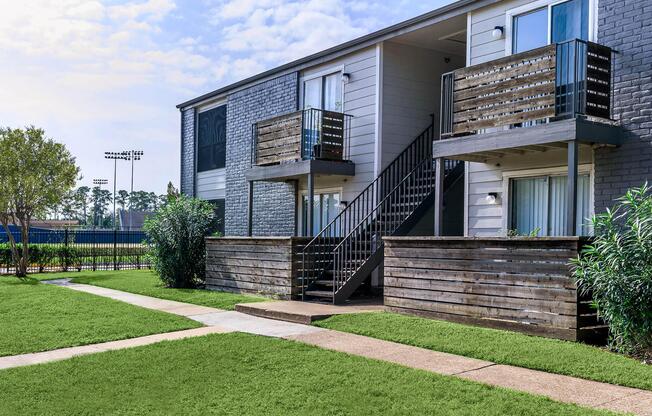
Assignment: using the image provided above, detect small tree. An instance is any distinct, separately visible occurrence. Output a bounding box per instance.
[572,184,652,356]
[0,127,79,277]
[144,195,214,288]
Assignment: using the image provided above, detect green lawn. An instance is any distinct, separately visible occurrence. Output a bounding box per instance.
[43,269,267,310]
[316,312,652,391]
[0,277,200,357]
[0,332,614,416]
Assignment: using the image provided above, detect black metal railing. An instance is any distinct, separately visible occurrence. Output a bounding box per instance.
[440,39,613,137]
[555,39,612,120]
[300,121,436,299]
[0,229,150,275]
[252,108,352,166]
[301,108,352,161]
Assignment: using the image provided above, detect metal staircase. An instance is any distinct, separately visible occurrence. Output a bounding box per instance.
[299,121,462,304]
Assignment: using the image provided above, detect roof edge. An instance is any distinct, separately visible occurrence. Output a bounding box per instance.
[176,0,488,110]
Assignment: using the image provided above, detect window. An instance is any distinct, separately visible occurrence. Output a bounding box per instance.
[197,105,226,172]
[207,199,225,235]
[512,8,548,53]
[510,174,591,236]
[510,0,590,54]
[551,0,589,44]
[301,192,340,236]
[302,72,342,112]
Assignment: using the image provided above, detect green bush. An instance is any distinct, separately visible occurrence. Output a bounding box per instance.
[572,184,652,355]
[144,196,214,288]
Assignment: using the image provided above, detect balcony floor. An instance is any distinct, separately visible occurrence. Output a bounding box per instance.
[245,159,355,182]
[433,117,622,163]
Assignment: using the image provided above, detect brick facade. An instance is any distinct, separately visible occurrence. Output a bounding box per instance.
[225,73,299,236]
[594,0,652,212]
[180,108,195,196]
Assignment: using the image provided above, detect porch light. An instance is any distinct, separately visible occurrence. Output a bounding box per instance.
[342,73,351,83]
[486,192,501,205]
[339,201,348,210]
[491,26,504,40]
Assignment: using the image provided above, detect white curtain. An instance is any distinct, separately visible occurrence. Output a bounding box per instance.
[511,174,590,236]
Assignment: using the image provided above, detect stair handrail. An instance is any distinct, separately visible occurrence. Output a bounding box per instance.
[332,156,432,251]
[331,157,437,292]
[300,121,434,299]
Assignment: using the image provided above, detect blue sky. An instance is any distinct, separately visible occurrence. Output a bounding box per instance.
[0,0,453,193]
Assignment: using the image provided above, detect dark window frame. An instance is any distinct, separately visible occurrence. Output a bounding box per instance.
[197,105,226,173]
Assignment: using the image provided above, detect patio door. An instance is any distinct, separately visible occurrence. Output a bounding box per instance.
[509,174,591,236]
[301,192,341,236]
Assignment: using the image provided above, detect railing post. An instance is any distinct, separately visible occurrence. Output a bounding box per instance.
[113,229,118,270]
[307,173,315,237]
[566,140,579,236]
[434,158,445,236]
[63,228,69,272]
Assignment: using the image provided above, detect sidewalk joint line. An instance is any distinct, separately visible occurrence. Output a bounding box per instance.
[452,362,497,375]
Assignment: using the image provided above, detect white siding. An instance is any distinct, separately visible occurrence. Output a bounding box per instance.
[298,46,378,204]
[197,168,225,200]
[381,41,465,171]
[468,0,531,65]
[466,148,593,236]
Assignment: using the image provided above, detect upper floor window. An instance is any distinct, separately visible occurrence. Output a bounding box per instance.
[197,105,226,172]
[302,72,342,112]
[510,0,590,54]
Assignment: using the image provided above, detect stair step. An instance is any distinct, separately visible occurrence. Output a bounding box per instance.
[305,290,333,298]
[315,279,334,286]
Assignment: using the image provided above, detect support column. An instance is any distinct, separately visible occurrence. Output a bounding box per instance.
[566,141,578,236]
[247,181,254,236]
[307,173,315,236]
[434,157,445,236]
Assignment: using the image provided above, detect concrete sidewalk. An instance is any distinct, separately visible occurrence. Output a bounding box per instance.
[20,279,650,415]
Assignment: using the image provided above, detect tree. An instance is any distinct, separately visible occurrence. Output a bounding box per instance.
[74,186,90,224]
[90,186,112,228]
[116,190,130,211]
[0,127,79,277]
[144,196,214,288]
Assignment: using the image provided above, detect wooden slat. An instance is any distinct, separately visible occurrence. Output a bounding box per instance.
[255,111,303,165]
[450,44,557,135]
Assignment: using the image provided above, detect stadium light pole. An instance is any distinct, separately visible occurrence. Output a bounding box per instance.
[104,150,143,231]
[92,178,108,229]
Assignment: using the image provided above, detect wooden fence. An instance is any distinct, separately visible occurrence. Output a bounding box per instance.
[383,237,605,342]
[205,237,309,299]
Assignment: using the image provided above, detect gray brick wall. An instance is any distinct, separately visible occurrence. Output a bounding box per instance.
[180,108,195,196]
[594,0,652,212]
[225,73,299,236]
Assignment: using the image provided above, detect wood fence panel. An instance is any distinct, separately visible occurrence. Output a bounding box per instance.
[383,237,605,342]
[205,237,310,299]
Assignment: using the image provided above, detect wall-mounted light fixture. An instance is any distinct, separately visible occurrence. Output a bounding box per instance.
[342,73,351,83]
[486,192,501,205]
[339,201,348,210]
[491,26,504,40]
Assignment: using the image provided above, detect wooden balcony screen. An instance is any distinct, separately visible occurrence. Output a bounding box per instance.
[254,111,303,165]
[444,45,558,136]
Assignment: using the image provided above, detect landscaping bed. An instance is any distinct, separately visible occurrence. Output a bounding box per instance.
[316,312,652,391]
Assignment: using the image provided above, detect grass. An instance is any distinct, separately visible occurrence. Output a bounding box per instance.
[316,312,652,391]
[0,277,200,357]
[0,332,614,416]
[42,269,267,310]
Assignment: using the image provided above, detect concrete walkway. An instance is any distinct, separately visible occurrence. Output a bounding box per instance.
[18,279,650,415]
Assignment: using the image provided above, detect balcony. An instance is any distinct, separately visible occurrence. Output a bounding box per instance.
[246,108,354,182]
[436,39,622,162]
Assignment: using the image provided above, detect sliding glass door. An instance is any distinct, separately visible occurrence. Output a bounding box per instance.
[510,174,591,236]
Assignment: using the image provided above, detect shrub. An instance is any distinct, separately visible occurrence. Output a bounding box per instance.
[144,195,214,288]
[571,184,652,355]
